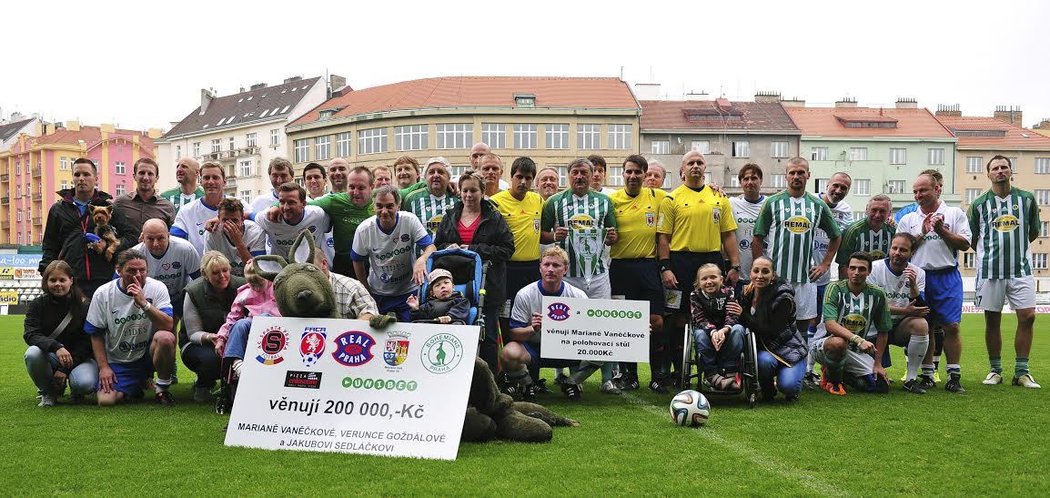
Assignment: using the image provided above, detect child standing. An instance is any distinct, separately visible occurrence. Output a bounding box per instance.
[690,264,745,391]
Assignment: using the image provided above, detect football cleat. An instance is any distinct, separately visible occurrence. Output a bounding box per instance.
[822,381,847,396]
[945,373,966,394]
[1012,374,1041,389]
[902,379,926,394]
[982,371,1003,385]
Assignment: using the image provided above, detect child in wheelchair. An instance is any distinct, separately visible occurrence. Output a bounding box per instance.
[407,268,471,324]
[690,264,745,392]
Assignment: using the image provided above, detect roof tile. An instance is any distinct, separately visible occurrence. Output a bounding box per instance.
[639,100,800,132]
[784,106,954,138]
[163,77,322,140]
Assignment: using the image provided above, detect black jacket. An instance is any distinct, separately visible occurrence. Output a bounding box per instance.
[23,293,92,365]
[411,291,471,323]
[738,278,806,365]
[39,189,138,294]
[433,200,515,309]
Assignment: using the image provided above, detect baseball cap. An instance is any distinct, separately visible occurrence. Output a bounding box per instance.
[427,268,454,291]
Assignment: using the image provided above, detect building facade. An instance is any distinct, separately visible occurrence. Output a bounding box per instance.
[0,115,41,153]
[285,76,641,188]
[0,121,158,245]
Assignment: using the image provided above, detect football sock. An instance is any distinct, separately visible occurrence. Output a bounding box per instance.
[921,364,935,378]
[232,359,244,379]
[1015,358,1030,377]
[989,356,1003,374]
[934,359,941,372]
[946,363,961,376]
[906,335,929,381]
[601,362,615,383]
[155,378,172,392]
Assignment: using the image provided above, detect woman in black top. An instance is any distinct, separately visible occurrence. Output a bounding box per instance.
[737,257,807,401]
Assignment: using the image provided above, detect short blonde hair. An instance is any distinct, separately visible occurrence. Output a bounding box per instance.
[200,250,231,276]
[694,263,723,289]
[244,259,266,288]
[541,246,569,266]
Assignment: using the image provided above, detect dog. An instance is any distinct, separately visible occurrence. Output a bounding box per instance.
[89,204,121,262]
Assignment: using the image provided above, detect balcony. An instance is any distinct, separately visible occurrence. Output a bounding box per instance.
[0,174,8,182]
[32,193,41,201]
[31,167,41,178]
[0,196,7,205]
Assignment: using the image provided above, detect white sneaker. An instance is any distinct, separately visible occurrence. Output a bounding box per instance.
[982,371,1003,385]
[1012,374,1042,389]
[600,380,621,395]
[38,394,56,407]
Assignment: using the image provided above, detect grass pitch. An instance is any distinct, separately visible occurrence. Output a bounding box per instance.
[1,314,1046,496]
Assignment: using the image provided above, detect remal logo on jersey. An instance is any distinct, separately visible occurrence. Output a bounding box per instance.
[992,214,1019,232]
[842,313,867,333]
[332,331,376,366]
[786,216,812,234]
[256,326,289,365]
[299,327,327,367]
[547,302,571,321]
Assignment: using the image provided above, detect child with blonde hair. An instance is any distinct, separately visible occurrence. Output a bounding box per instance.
[690,263,745,391]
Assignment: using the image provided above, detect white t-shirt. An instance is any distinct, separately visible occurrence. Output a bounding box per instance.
[172,197,220,256]
[730,195,765,279]
[249,190,279,218]
[813,197,853,286]
[868,259,926,320]
[309,193,337,264]
[204,219,267,276]
[896,201,972,270]
[254,205,333,265]
[351,212,432,296]
[510,280,588,344]
[130,237,201,304]
[85,278,173,364]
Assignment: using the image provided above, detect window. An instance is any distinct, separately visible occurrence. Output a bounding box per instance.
[545,124,569,149]
[16,209,21,222]
[336,132,352,157]
[1033,253,1048,270]
[815,178,830,193]
[732,140,750,158]
[608,124,632,149]
[1037,189,1050,206]
[271,129,280,147]
[395,124,428,151]
[651,140,670,155]
[358,128,387,155]
[852,211,865,221]
[481,123,506,148]
[436,123,473,149]
[770,141,789,158]
[928,148,945,165]
[240,190,252,201]
[175,145,181,159]
[730,176,740,188]
[577,124,601,150]
[246,133,257,148]
[15,161,20,174]
[963,252,975,269]
[115,183,126,196]
[60,180,69,190]
[854,179,871,195]
[607,165,624,187]
[772,174,786,189]
[966,156,983,173]
[228,137,235,151]
[1041,221,1049,238]
[886,180,906,194]
[293,139,309,163]
[966,188,982,204]
[691,141,711,154]
[513,124,538,149]
[849,147,868,161]
[60,157,69,170]
[193,142,201,156]
[811,147,828,161]
[889,148,907,165]
[115,162,126,175]
[1037,158,1050,174]
[17,232,22,245]
[211,139,221,153]
[239,159,252,178]
[315,136,331,160]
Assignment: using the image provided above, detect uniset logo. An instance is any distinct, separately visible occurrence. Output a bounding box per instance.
[284,371,323,390]
[300,327,327,367]
[256,326,289,365]
[332,331,376,366]
[547,302,571,321]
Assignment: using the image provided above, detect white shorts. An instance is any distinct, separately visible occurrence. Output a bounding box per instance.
[809,337,874,376]
[565,273,612,300]
[792,282,818,320]
[976,276,1036,312]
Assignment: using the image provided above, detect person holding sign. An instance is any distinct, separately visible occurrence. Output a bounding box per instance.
[690,264,744,391]
[737,257,807,402]
[501,247,588,400]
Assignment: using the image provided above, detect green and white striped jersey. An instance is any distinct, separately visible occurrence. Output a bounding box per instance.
[753,191,840,284]
[403,190,460,235]
[967,187,1041,280]
[836,217,896,266]
[818,280,892,342]
[541,190,617,279]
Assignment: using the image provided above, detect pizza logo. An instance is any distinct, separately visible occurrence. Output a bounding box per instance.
[547,302,571,321]
[256,326,289,365]
[332,331,376,366]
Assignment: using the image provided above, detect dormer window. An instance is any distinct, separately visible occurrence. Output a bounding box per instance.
[319,110,335,120]
[514,93,536,108]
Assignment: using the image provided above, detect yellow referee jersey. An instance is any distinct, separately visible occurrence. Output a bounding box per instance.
[658,184,737,253]
[490,190,542,261]
[609,187,667,259]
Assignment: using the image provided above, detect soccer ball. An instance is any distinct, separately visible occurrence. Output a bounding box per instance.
[669,389,710,427]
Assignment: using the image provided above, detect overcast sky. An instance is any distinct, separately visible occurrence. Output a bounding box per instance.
[4,0,1048,131]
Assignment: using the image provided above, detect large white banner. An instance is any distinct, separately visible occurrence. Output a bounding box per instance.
[539,297,649,362]
[224,317,479,460]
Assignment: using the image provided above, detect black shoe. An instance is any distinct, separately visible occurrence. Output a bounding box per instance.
[874,376,890,394]
[902,379,927,394]
[803,371,821,390]
[945,373,966,394]
[621,374,640,391]
[561,383,583,401]
[534,378,552,394]
[521,383,539,401]
[917,374,936,390]
[649,379,669,394]
[155,390,175,406]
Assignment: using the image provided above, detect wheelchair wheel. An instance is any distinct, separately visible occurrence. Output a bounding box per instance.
[741,331,760,409]
[680,324,695,391]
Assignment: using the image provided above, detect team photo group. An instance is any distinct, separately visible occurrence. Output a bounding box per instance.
[22,143,1041,412]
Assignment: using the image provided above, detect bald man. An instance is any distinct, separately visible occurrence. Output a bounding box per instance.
[131,219,202,321]
[161,157,205,213]
[470,142,491,168]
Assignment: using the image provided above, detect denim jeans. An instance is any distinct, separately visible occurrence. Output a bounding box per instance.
[224,317,256,359]
[24,346,98,397]
[757,350,806,400]
[694,323,745,375]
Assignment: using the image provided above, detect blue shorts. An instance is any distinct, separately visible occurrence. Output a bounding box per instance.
[610,258,665,315]
[925,268,962,326]
[522,342,580,370]
[109,355,154,399]
[375,292,413,322]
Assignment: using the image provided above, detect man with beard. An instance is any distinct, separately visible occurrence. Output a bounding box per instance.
[310,166,375,276]
[114,158,176,233]
[172,162,227,256]
[402,157,459,235]
[160,157,204,213]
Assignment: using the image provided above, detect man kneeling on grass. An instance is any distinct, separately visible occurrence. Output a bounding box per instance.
[86,250,176,406]
[810,252,892,396]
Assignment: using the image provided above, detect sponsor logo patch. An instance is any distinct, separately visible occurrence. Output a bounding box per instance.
[332,331,376,366]
[256,326,289,365]
[284,370,322,389]
[383,332,410,368]
[421,333,464,374]
[299,327,327,367]
[547,302,571,321]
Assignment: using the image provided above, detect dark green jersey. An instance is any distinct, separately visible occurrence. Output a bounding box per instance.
[754,191,840,284]
[967,187,1041,280]
[819,280,892,341]
[836,217,895,265]
[309,193,373,270]
[159,186,205,213]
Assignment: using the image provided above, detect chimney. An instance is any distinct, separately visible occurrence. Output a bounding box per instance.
[283,76,302,84]
[329,74,348,97]
[684,90,709,100]
[99,123,115,133]
[1034,118,1050,130]
[200,88,214,115]
[66,120,81,132]
[249,83,267,91]
[45,123,55,135]
[935,104,962,117]
[834,97,857,108]
[895,97,918,109]
[993,105,1022,126]
[780,97,806,107]
[754,91,781,103]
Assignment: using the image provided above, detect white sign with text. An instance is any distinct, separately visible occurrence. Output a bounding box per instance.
[224,317,479,460]
[539,297,649,363]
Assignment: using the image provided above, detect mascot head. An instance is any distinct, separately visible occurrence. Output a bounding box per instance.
[254,230,338,319]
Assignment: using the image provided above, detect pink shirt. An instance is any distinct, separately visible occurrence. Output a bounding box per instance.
[217,281,282,340]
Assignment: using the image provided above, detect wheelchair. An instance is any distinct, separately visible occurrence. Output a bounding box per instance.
[415,248,489,338]
[681,323,761,408]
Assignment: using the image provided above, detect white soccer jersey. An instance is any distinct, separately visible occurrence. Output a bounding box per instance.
[813,198,853,286]
[868,259,926,320]
[204,219,268,276]
[254,205,333,265]
[85,278,173,364]
[248,190,279,217]
[510,280,588,344]
[730,195,765,279]
[131,237,201,303]
[351,212,431,296]
[896,201,971,270]
[172,197,220,255]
